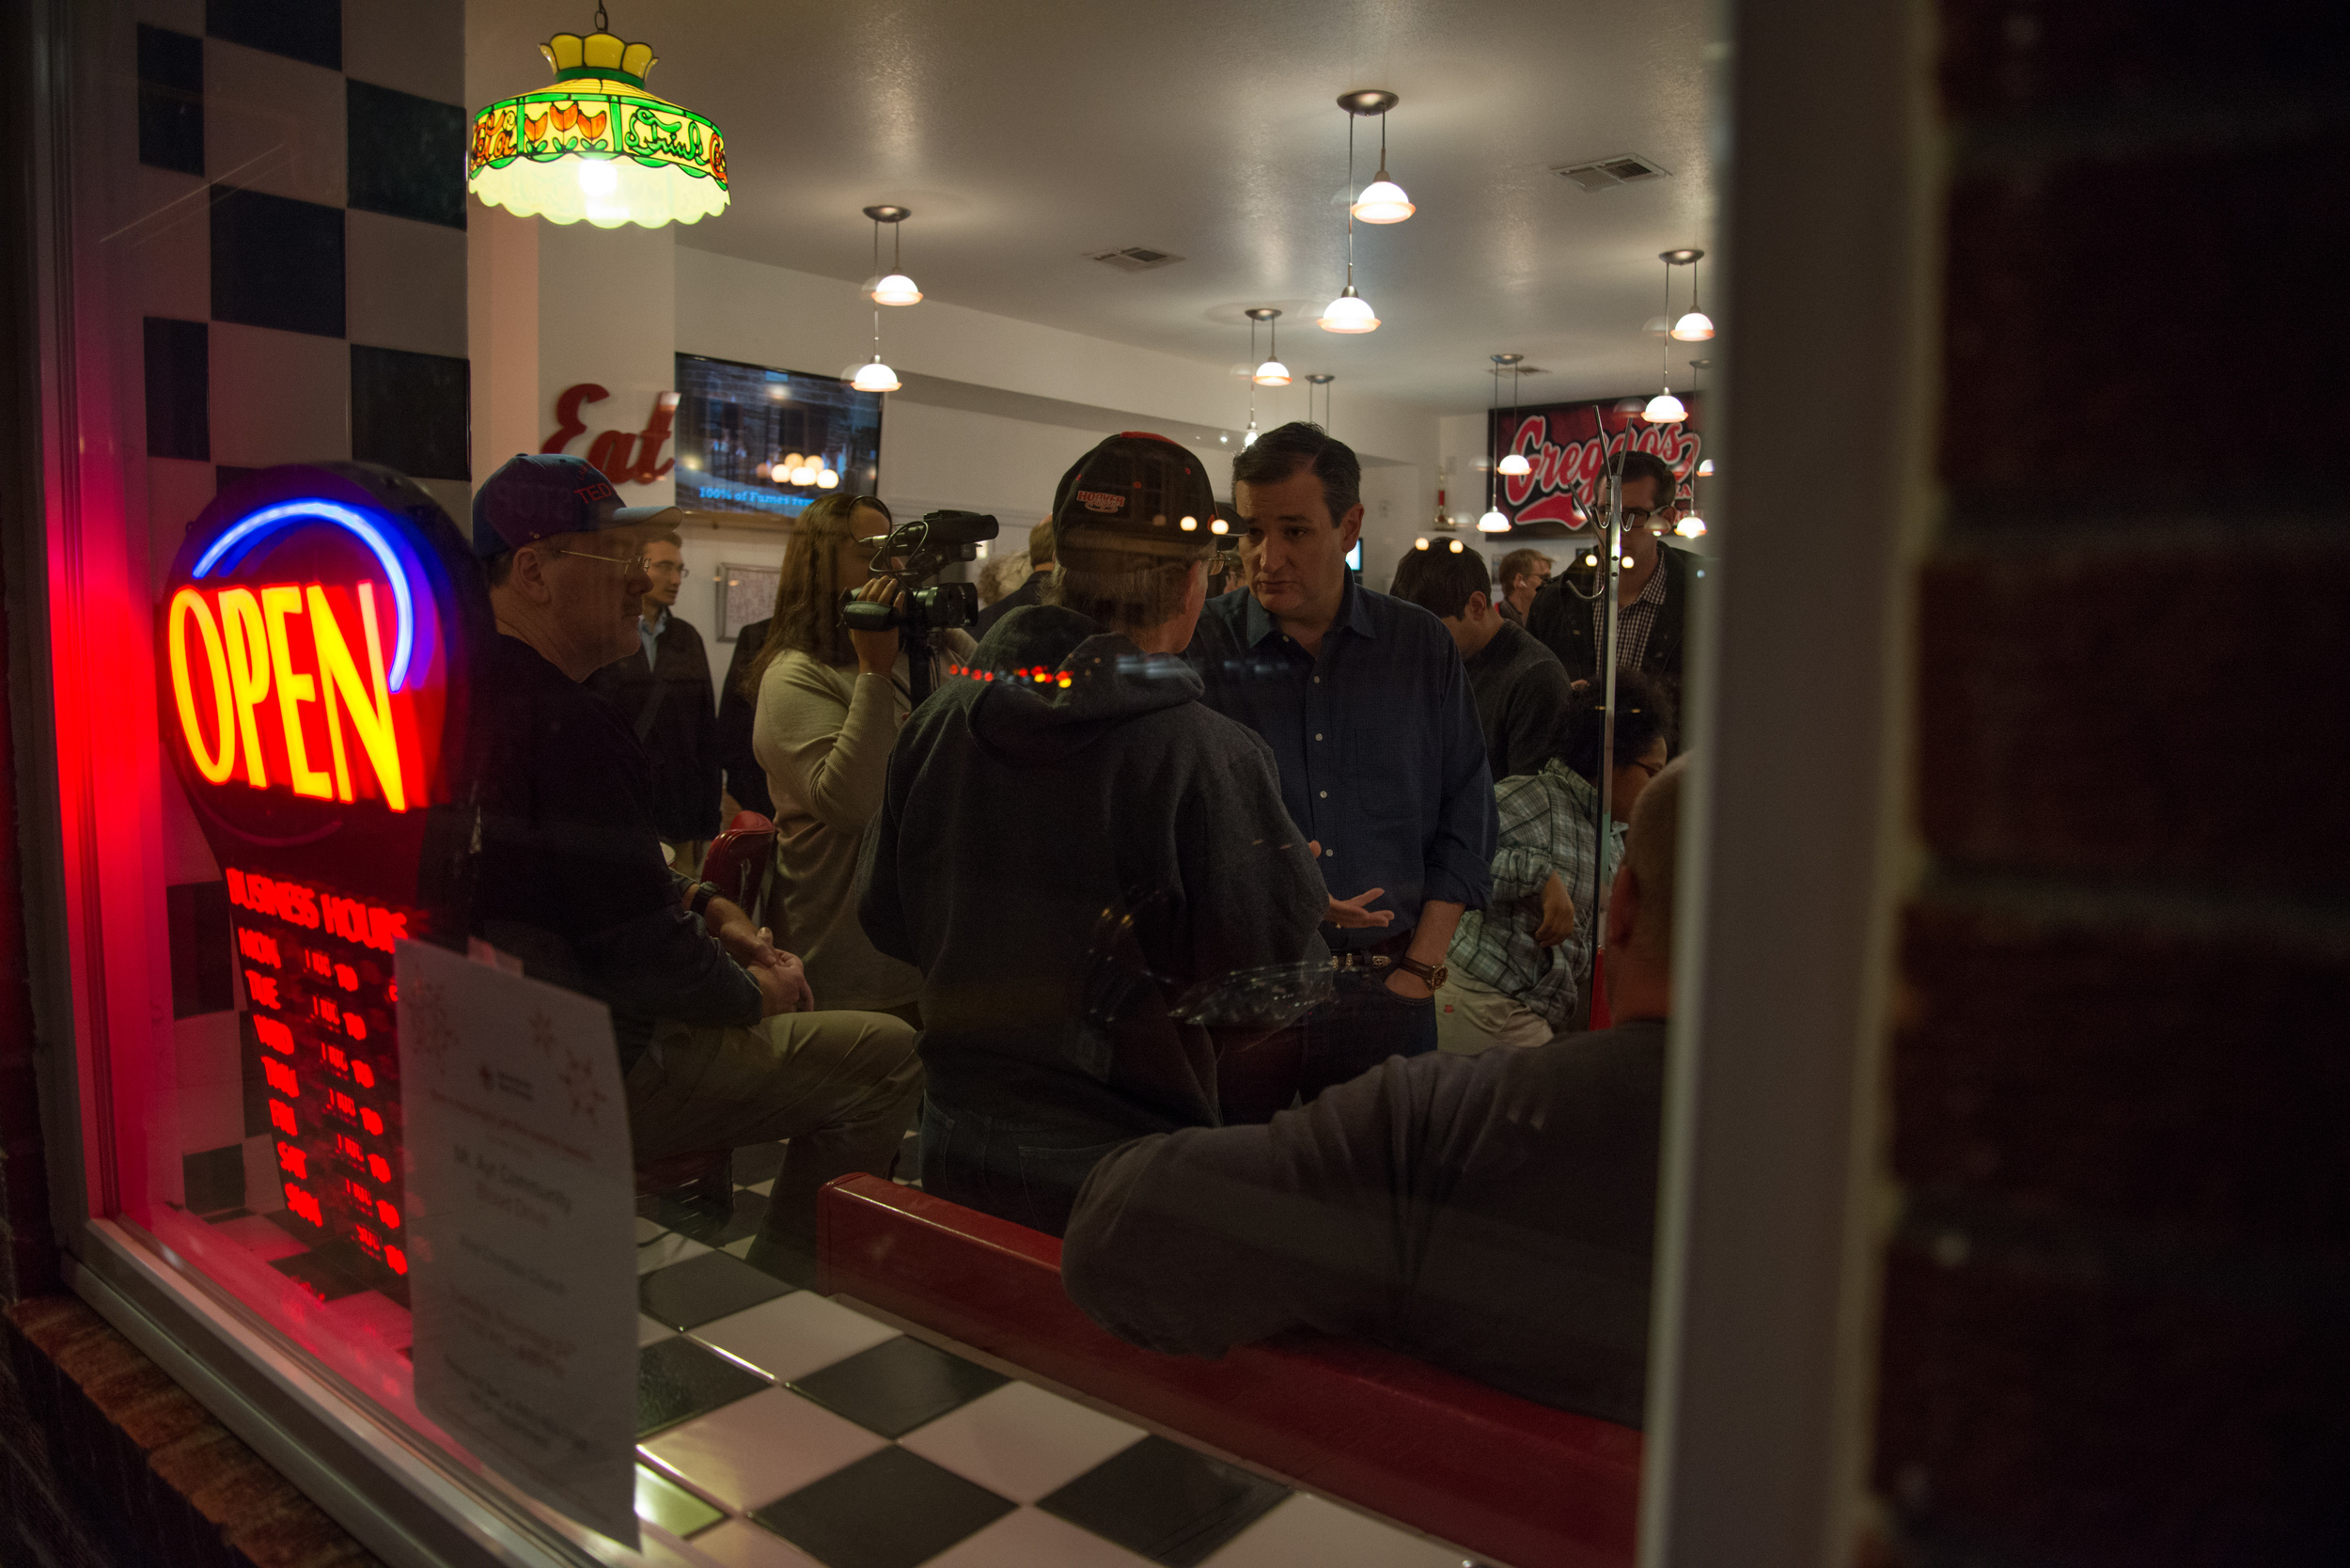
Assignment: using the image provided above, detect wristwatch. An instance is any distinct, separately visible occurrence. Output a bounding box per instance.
[1395,955,1448,990]
[686,880,722,919]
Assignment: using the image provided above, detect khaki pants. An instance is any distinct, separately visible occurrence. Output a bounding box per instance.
[625,1010,923,1252]
[1434,974,1555,1056]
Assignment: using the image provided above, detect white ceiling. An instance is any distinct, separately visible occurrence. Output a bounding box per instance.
[470,0,1719,415]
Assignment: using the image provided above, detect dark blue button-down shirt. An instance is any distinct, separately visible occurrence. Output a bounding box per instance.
[1187,581,1496,949]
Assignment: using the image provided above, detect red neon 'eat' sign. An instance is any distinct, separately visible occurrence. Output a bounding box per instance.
[166,582,410,811]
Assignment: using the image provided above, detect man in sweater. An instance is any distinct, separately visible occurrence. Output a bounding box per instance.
[469,454,921,1279]
[1388,538,1576,783]
[857,433,1329,1236]
[1493,547,1554,626]
[585,531,722,864]
[1063,753,1689,1426]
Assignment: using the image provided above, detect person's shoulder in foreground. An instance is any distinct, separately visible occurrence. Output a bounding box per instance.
[1062,754,1694,1426]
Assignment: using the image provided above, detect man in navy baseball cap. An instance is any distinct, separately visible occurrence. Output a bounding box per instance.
[471,451,681,558]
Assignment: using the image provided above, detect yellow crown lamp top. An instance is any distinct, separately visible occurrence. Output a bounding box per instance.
[540,30,658,89]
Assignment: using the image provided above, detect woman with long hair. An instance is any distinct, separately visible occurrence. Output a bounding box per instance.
[743,494,973,1023]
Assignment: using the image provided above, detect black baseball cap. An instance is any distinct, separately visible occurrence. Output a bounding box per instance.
[1051,432,1218,560]
[470,453,682,557]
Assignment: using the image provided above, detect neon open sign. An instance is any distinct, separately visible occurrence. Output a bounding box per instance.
[162,488,455,823]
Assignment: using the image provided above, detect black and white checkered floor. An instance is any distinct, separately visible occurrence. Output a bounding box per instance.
[631,1140,1484,1568]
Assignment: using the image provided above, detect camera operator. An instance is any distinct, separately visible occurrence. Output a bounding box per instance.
[743,494,974,1021]
[855,433,1329,1236]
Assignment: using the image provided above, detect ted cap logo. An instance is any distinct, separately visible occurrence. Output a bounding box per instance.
[573,481,617,504]
[1075,490,1125,514]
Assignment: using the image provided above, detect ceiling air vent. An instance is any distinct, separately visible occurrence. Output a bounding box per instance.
[1550,154,1669,192]
[1087,245,1185,273]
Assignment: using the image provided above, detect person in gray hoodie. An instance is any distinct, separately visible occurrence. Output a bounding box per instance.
[856,433,1331,1236]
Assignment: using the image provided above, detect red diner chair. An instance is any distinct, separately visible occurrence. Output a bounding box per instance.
[634,811,784,1217]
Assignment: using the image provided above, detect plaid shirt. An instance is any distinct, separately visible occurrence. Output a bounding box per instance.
[1446,761,1625,1029]
[1591,556,1669,671]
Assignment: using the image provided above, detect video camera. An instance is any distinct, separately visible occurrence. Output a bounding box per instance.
[838,509,999,635]
[838,509,1001,699]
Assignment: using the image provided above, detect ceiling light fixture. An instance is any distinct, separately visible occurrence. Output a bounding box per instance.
[1321,92,1395,334]
[1644,252,1694,425]
[1343,89,1414,224]
[1479,358,1511,532]
[468,5,728,229]
[1307,372,1334,431]
[864,206,922,305]
[1668,247,1714,340]
[1493,353,1532,477]
[1248,307,1291,385]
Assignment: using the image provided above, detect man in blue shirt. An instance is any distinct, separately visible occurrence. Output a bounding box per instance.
[1187,422,1496,1102]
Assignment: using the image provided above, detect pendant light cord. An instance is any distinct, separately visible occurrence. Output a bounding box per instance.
[594,4,609,31]
[1659,260,1673,391]
[1486,364,1498,510]
[1344,115,1358,287]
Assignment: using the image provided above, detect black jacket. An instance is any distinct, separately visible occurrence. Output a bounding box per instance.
[974,570,1050,637]
[1063,1018,1666,1425]
[857,604,1329,1143]
[585,612,721,842]
[714,618,776,821]
[1524,542,1700,693]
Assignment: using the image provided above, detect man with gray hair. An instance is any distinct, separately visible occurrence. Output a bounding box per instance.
[1063,754,1690,1426]
[858,433,1328,1236]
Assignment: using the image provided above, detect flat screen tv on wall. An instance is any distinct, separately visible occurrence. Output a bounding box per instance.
[671,353,883,519]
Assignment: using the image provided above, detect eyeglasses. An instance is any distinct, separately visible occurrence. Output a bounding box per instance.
[1211,546,1244,574]
[1623,756,1665,778]
[546,546,651,575]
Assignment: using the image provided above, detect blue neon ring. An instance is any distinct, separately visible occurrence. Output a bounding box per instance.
[191,500,418,690]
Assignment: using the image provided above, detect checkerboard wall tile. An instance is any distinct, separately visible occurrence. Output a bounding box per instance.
[141,0,473,1252]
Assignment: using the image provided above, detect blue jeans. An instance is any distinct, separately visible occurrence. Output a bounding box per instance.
[1296,966,1439,1101]
[917,1100,1133,1238]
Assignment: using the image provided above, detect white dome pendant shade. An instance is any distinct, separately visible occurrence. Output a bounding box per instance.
[1493,353,1531,475]
[1342,89,1414,223]
[1353,175,1414,224]
[1670,251,1715,340]
[1644,391,1687,424]
[851,357,901,393]
[863,206,922,305]
[1246,307,1292,384]
[468,21,729,229]
[1319,286,1379,333]
[1477,509,1511,532]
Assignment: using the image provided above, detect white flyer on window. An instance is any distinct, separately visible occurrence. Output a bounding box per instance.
[397,938,638,1546]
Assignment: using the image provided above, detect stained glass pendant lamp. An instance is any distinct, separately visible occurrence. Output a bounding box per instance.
[468,6,728,229]
[1494,353,1532,476]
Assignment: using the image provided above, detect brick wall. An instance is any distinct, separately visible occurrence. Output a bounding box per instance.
[1875,4,2350,1565]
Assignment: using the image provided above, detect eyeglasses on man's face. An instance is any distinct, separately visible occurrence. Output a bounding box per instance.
[545,545,653,576]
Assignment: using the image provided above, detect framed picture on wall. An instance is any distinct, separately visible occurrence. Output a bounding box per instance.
[673,353,884,519]
[716,562,781,642]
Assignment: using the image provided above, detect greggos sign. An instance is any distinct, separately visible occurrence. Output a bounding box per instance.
[1492,396,1708,529]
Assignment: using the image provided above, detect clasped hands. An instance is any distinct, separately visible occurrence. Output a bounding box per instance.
[1309,840,1433,1001]
[707,898,815,1017]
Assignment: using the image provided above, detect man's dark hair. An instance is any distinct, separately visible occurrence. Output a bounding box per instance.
[1549,667,1676,782]
[1230,421,1362,527]
[1387,540,1492,619]
[1603,449,1680,512]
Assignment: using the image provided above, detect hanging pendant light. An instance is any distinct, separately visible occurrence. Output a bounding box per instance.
[1493,353,1532,477]
[864,205,922,305]
[1644,253,1690,424]
[1321,93,1393,333]
[1668,247,1714,340]
[845,206,903,391]
[1341,90,1414,223]
[1247,308,1291,385]
[1478,359,1511,532]
[468,5,728,229]
[1307,373,1334,431]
